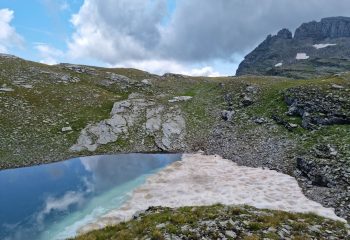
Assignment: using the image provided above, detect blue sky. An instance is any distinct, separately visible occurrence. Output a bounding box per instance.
[0,0,82,60]
[0,0,213,75]
[0,0,349,76]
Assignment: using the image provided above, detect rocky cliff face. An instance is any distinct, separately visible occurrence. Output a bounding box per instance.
[236,17,350,78]
[294,17,350,40]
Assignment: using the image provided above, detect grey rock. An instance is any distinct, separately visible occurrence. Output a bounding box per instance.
[159,112,186,151]
[225,230,236,238]
[332,84,345,89]
[0,87,14,92]
[221,110,235,121]
[61,126,73,132]
[236,17,350,78]
[156,223,166,229]
[108,73,130,83]
[308,225,321,233]
[71,94,187,152]
[141,79,151,85]
[254,117,267,124]
[277,28,293,39]
[0,53,19,59]
[246,85,258,94]
[146,107,164,134]
[70,96,147,152]
[241,96,254,106]
[60,63,97,75]
[168,96,193,103]
[295,17,350,40]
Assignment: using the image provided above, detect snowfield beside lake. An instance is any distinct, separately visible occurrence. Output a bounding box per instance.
[79,153,344,234]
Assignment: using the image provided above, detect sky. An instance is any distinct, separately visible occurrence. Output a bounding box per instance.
[1,0,350,76]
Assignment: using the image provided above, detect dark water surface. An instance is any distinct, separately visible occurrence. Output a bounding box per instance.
[0,153,181,240]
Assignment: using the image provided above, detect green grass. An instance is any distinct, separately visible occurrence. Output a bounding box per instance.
[73,205,349,240]
[1,56,349,170]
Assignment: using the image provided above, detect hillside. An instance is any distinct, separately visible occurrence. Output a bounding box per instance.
[74,205,349,240]
[236,17,350,78]
[0,53,349,224]
[0,46,350,239]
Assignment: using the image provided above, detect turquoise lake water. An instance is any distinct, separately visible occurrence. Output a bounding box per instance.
[0,153,181,240]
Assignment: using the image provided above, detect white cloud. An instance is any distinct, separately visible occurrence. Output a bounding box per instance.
[60,1,70,11]
[112,59,221,77]
[67,0,350,76]
[0,9,23,53]
[34,43,63,65]
[68,0,166,63]
[41,0,70,12]
[37,191,85,223]
[186,66,221,77]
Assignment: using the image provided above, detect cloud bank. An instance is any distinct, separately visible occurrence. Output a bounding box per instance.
[0,9,23,53]
[66,0,350,75]
[5,1,350,75]
[34,43,64,65]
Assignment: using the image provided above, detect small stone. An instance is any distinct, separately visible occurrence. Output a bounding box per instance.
[71,77,80,83]
[241,96,254,106]
[246,85,258,94]
[0,87,14,92]
[331,84,344,89]
[308,225,321,233]
[141,79,151,85]
[221,110,235,121]
[21,84,33,89]
[156,223,166,229]
[329,146,338,156]
[61,126,73,132]
[225,230,236,238]
[289,123,298,128]
[168,96,193,103]
[254,117,267,124]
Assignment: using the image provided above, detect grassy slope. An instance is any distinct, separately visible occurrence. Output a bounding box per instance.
[74,205,349,240]
[0,58,227,168]
[1,57,350,238]
[0,57,349,170]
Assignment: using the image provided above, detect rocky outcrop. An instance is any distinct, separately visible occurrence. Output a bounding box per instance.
[294,17,350,40]
[70,94,187,152]
[146,106,186,151]
[70,95,148,152]
[284,86,350,129]
[236,17,350,78]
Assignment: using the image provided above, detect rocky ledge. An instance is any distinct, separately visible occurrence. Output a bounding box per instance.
[284,85,350,129]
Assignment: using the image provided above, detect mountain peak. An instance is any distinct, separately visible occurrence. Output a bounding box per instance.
[277,28,293,39]
[236,16,350,78]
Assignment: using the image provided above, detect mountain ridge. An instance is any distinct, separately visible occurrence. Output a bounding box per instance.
[236,16,350,78]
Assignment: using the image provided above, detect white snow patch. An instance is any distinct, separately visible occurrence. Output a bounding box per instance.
[313,43,337,49]
[79,153,344,234]
[275,62,283,67]
[296,53,309,60]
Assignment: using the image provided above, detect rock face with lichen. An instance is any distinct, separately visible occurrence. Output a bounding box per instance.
[236,17,350,78]
[70,94,187,152]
